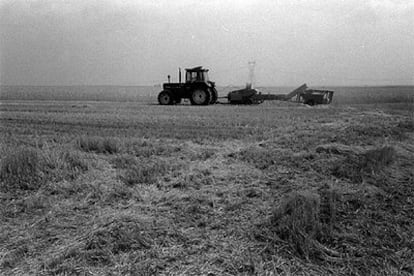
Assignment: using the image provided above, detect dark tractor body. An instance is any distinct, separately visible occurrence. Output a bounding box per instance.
[158,66,218,105]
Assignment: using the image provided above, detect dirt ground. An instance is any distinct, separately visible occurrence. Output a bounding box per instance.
[1,98,413,275]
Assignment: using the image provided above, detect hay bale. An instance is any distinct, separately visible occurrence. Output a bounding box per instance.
[270,191,321,258]
[269,190,339,260]
[316,143,396,183]
[271,191,321,237]
[0,146,42,191]
[332,146,395,183]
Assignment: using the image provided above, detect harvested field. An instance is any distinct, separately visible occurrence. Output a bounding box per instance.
[0,86,413,275]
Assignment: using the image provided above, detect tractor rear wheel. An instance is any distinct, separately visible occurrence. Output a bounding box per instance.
[210,88,218,104]
[158,91,173,105]
[190,89,210,105]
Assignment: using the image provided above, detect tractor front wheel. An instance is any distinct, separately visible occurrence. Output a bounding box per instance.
[190,89,210,105]
[158,91,174,105]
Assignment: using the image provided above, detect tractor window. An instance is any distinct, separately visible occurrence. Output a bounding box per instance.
[203,71,209,81]
[190,72,197,82]
[194,72,200,81]
[186,71,196,82]
[187,72,200,82]
[185,71,209,82]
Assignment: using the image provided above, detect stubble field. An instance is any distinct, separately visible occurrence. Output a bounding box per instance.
[0,86,413,275]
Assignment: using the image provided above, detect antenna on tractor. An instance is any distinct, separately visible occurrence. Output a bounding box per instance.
[247,61,256,89]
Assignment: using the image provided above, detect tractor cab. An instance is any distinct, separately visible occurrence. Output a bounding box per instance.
[185,66,209,83]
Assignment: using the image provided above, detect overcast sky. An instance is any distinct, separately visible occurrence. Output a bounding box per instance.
[1,0,413,86]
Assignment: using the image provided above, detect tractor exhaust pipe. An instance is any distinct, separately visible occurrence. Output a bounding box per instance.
[247,61,256,89]
[179,68,181,84]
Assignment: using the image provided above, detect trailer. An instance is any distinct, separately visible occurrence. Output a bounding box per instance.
[226,84,334,106]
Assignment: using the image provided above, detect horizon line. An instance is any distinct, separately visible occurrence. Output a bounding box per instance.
[1,84,414,88]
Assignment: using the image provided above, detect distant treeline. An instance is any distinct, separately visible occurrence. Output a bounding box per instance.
[1,85,413,104]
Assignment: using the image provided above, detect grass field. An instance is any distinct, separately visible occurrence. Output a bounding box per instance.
[0,86,413,275]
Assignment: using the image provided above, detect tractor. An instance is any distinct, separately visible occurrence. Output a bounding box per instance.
[158,66,218,105]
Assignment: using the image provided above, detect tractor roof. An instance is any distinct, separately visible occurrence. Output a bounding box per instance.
[185,66,209,72]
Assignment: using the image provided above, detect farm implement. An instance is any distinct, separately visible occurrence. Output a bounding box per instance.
[226,83,334,105]
[157,66,334,106]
